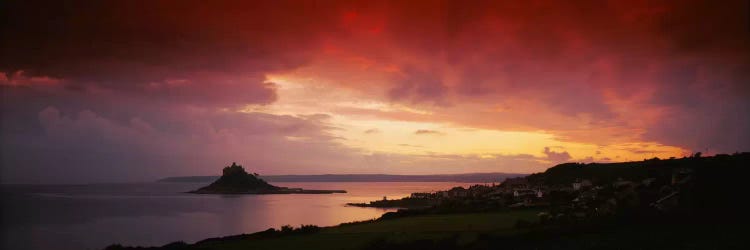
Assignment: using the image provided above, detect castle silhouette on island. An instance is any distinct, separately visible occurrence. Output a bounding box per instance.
[189,162,346,195]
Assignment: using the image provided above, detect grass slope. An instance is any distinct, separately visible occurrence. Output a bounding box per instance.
[194,210,540,250]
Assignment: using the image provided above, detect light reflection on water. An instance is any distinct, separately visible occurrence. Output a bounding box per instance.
[1,182,469,250]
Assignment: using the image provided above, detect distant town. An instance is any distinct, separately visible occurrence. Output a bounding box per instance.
[351,152,726,221]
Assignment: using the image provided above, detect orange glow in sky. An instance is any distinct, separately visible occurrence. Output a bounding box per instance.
[1,0,748,183]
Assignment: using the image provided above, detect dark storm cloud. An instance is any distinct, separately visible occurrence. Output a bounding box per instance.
[0,1,355,183]
[379,0,749,152]
[1,0,749,183]
[0,0,348,107]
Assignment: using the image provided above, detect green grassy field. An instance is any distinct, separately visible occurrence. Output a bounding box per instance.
[195,210,540,250]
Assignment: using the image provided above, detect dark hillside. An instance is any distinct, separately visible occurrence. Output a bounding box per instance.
[526,153,749,187]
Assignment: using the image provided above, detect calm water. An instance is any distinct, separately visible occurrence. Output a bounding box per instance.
[0,182,469,250]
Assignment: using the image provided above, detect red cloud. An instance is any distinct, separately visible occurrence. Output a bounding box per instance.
[1,0,749,183]
[1,71,61,87]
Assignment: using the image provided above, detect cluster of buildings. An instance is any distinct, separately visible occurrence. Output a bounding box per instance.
[402,168,696,217]
[406,177,546,208]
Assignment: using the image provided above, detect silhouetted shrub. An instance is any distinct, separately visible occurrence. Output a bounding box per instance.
[280,224,294,233]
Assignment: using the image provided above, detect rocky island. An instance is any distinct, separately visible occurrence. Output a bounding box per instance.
[189,163,346,194]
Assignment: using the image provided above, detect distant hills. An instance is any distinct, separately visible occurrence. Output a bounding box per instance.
[159,172,526,183]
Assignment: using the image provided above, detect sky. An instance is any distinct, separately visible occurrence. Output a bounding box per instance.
[1,0,749,184]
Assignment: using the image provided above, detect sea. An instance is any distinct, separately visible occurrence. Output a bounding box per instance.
[0,181,471,250]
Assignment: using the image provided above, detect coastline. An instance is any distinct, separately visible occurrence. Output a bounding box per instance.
[105,154,749,249]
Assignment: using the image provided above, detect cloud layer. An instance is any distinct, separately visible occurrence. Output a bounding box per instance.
[1,0,748,183]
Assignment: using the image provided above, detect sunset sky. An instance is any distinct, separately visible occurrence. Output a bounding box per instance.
[2,0,749,184]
